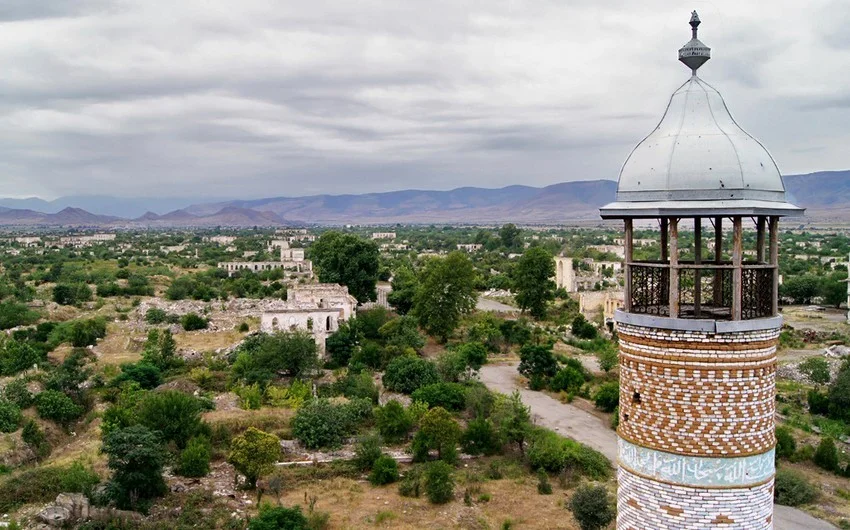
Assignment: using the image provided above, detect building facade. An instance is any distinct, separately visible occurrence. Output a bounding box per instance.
[600,13,803,529]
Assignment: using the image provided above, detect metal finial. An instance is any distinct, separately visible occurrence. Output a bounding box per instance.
[679,10,711,75]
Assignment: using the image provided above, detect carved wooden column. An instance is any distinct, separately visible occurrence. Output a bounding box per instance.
[732,216,743,320]
[713,217,723,306]
[769,216,779,316]
[624,219,633,312]
[694,217,702,317]
[756,216,766,263]
[668,217,679,317]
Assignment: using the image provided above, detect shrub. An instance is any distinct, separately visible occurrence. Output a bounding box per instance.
[136,390,205,449]
[2,378,33,408]
[814,438,839,472]
[375,400,412,443]
[419,407,462,462]
[0,399,21,433]
[536,470,552,495]
[398,467,423,498]
[550,367,584,394]
[35,390,83,425]
[593,382,619,412]
[571,315,597,340]
[231,332,319,384]
[236,383,263,410]
[828,365,850,421]
[227,427,281,489]
[774,468,817,506]
[461,418,500,456]
[332,371,379,404]
[21,419,51,459]
[145,308,168,324]
[53,283,92,306]
[775,426,796,460]
[412,382,466,411]
[518,344,557,380]
[248,505,308,530]
[112,362,162,390]
[808,389,830,416]
[292,399,358,449]
[369,455,399,485]
[238,322,250,333]
[382,356,440,394]
[264,380,312,409]
[424,461,455,504]
[0,339,43,376]
[526,429,611,479]
[353,434,383,471]
[568,483,615,530]
[177,436,211,478]
[181,313,209,331]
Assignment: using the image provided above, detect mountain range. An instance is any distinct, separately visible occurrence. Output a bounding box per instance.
[0,170,847,227]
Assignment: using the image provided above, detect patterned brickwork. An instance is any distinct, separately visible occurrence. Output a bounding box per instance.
[617,323,778,456]
[617,467,774,530]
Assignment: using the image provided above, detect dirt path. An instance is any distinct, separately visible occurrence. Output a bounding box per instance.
[479,363,836,530]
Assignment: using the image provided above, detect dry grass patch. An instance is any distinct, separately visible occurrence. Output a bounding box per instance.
[176,330,244,352]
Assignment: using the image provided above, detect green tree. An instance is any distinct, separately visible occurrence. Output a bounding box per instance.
[413,252,477,342]
[177,436,211,478]
[0,399,22,433]
[52,283,92,306]
[819,271,848,308]
[593,382,619,412]
[568,483,615,530]
[231,332,319,385]
[0,338,42,376]
[375,400,413,443]
[775,426,797,460]
[102,425,168,511]
[136,390,205,449]
[228,427,281,488]
[550,367,585,393]
[325,320,360,368]
[513,247,556,319]
[828,365,850,421]
[461,417,500,456]
[0,301,39,330]
[310,231,380,303]
[491,391,532,455]
[379,316,425,352]
[518,344,558,380]
[369,454,399,485]
[499,223,522,249]
[387,265,418,315]
[419,407,462,462]
[780,275,820,304]
[382,356,440,394]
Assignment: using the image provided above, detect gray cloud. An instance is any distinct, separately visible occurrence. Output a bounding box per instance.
[0,0,847,200]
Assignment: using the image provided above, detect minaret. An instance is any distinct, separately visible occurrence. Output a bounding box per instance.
[601,12,804,530]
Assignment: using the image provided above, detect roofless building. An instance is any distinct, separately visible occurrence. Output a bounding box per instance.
[600,12,803,529]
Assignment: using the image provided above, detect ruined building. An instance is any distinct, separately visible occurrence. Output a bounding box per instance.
[600,13,803,529]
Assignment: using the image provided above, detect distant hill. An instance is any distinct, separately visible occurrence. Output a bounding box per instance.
[0,170,845,226]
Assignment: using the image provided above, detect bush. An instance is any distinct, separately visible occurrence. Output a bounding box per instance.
[292,399,362,449]
[808,389,830,416]
[419,407,462,462]
[774,468,817,506]
[412,382,466,411]
[21,419,51,459]
[526,429,610,478]
[461,418,500,456]
[814,437,839,472]
[369,455,399,485]
[227,427,281,489]
[571,315,598,340]
[828,365,850,421]
[231,332,319,384]
[264,380,311,409]
[177,436,211,477]
[518,344,557,380]
[0,339,43,376]
[113,362,162,390]
[593,382,619,412]
[354,434,383,471]
[398,467,423,498]
[775,426,796,460]
[2,378,33,408]
[536,470,552,495]
[145,308,168,324]
[136,390,205,449]
[568,483,615,530]
[375,400,413,443]
[238,322,250,333]
[53,283,92,306]
[0,399,21,433]
[424,461,455,504]
[181,313,209,331]
[248,505,308,530]
[550,367,584,393]
[236,383,263,410]
[382,356,441,394]
[35,390,83,425]
[0,460,99,513]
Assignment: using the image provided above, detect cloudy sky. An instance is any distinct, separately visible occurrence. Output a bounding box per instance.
[0,0,848,200]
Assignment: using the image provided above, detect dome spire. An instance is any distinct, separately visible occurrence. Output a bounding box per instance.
[678,10,711,75]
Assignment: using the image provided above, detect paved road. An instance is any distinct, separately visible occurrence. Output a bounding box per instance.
[476,297,517,313]
[479,363,836,530]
